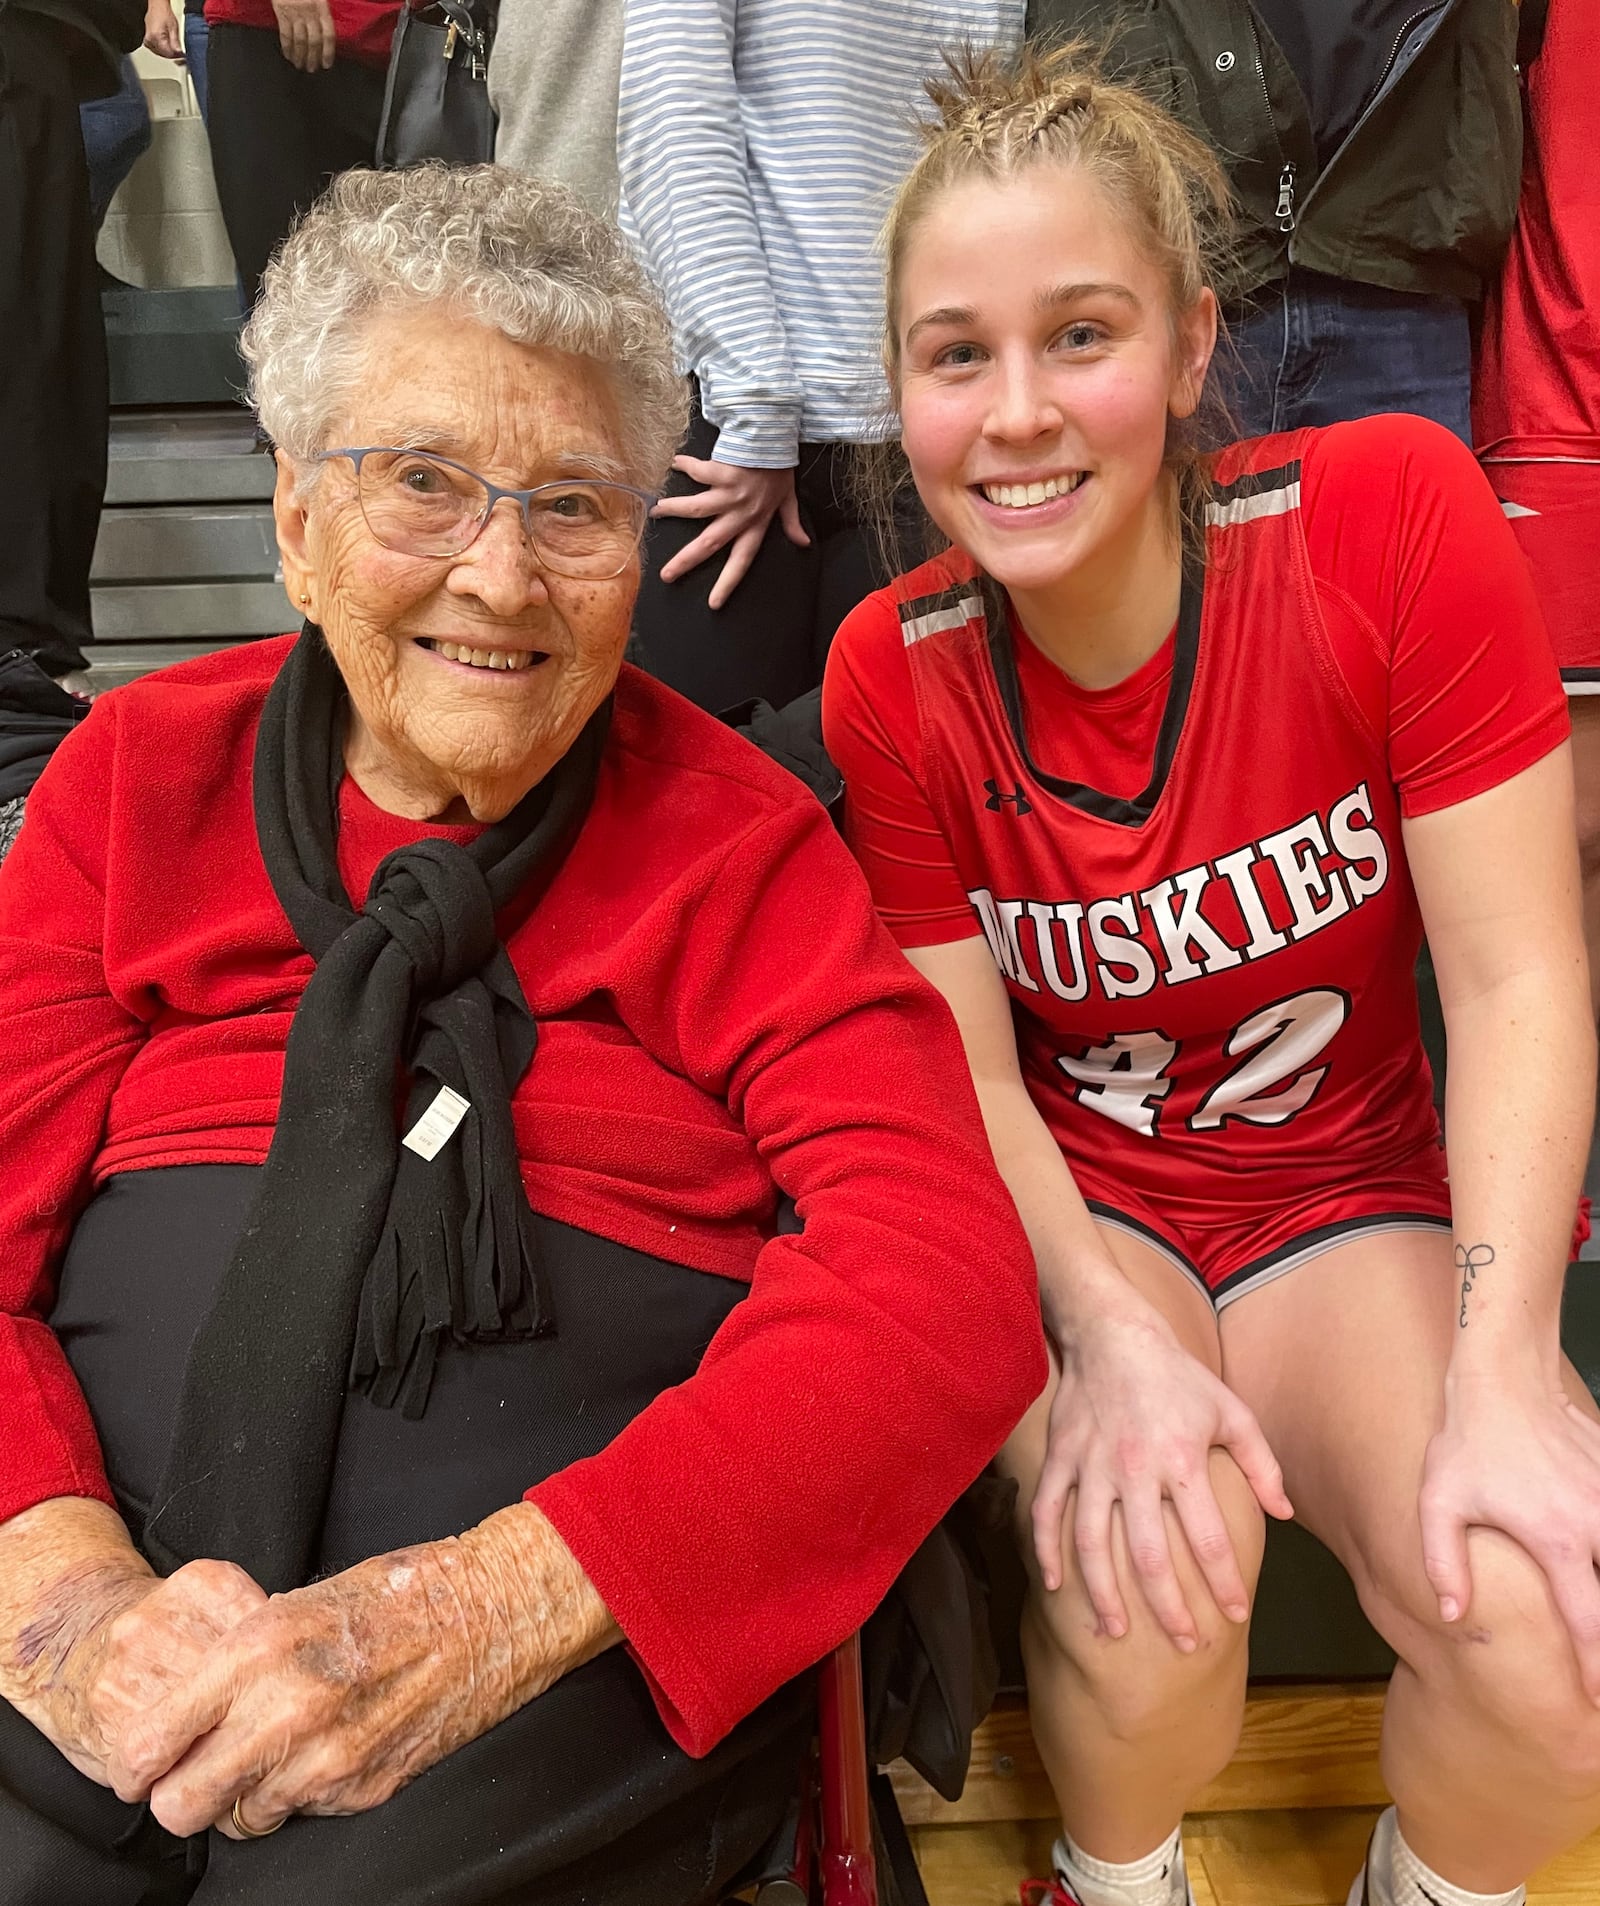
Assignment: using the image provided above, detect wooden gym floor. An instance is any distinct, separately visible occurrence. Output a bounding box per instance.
[894,1687,1600,1904]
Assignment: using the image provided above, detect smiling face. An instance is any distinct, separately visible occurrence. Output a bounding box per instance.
[893,163,1216,629]
[273,306,640,823]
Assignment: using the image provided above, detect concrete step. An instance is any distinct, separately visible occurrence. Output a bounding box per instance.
[104,287,245,408]
[91,505,279,584]
[106,406,273,507]
[89,579,291,643]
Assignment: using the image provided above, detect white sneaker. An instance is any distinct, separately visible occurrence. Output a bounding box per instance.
[1031,1846,1198,1906]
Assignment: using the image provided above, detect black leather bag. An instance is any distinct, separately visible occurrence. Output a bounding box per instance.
[375,0,498,169]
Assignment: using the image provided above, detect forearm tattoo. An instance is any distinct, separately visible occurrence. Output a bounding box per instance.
[1456,1241,1495,1328]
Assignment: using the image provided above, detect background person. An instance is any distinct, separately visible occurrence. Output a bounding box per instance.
[145,0,213,119]
[617,0,1023,715]
[1474,0,1600,1016]
[0,0,144,686]
[824,46,1599,1906]
[1027,0,1523,441]
[200,0,399,312]
[490,0,623,217]
[0,164,1042,1906]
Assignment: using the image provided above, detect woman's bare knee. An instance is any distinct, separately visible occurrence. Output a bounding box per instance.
[1569,700,1600,867]
[1366,1526,1600,1801]
[1021,1448,1260,1741]
[1022,1589,1250,1761]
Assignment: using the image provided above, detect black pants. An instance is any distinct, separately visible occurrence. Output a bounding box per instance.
[630,398,906,715]
[1,1168,809,1904]
[205,24,387,311]
[0,12,108,678]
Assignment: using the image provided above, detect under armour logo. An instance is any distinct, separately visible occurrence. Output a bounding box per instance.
[984,778,1033,815]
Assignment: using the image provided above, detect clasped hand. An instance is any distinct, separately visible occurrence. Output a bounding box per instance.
[1035,1306,1293,1651]
[9,1554,265,1796]
[21,1538,531,1838]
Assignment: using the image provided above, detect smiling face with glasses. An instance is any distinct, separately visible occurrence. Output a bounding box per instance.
[272,308,655,826]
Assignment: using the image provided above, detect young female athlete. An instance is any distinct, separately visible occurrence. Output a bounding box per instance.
[822,45,1600,1906]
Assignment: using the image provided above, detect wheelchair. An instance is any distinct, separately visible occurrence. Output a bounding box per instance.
[730,1634,925,1906]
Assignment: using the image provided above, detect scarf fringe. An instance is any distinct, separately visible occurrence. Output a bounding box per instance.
[349,1174,554,1419]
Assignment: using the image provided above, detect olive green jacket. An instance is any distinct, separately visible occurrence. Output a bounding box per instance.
[1027,0,1522,303]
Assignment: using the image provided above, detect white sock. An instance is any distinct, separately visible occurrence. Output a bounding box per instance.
[1348,1807,1526,1906]
[1055,1826,1190,1906]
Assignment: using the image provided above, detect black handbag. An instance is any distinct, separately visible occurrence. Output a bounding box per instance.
[375,0,499,169]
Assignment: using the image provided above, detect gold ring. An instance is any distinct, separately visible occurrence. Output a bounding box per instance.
[230,1796,283,1839]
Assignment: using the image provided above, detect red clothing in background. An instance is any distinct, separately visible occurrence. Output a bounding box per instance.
[1474,0,1600,676]
[823,418,1565,1298]
[203,0,399,66]
[1474,0,1600,463]
[0,643,1043,1757]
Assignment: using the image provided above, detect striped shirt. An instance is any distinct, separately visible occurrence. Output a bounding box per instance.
[618,0,1022,468]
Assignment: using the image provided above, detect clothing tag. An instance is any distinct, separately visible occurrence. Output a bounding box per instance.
[402,1085,471,1162]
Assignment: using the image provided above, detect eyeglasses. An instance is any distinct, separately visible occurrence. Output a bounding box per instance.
[310,447,657,579]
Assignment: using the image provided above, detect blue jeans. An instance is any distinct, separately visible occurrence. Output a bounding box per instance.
[184,8,210,122]
[1226,267,1473,443]
[77,55,151,231]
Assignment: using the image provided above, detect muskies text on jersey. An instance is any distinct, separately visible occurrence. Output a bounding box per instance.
[967,781,1389,1004]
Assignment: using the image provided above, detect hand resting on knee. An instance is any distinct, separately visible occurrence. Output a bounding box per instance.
[1035,1288,1292,1651]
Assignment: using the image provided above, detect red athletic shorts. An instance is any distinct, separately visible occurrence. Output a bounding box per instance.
[1484,461,1600,684]
[1070,1147,1452,1309]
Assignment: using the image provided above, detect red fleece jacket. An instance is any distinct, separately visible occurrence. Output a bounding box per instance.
[203,0,399,67]
[0,641,1043,1756]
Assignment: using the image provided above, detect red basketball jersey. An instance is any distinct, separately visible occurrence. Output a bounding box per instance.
[824,420,1567,1276]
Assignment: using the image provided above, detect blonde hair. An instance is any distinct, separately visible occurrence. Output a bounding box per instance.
[875,40,1238,565]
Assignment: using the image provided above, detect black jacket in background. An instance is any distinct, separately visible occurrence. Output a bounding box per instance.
[1027,0,1522,305]
[0,650,89,810]
[5,0,145,99]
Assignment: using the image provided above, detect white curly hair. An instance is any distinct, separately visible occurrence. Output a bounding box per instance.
[242,164,688,491]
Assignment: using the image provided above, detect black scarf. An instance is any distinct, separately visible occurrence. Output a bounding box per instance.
[143,624,607,1592]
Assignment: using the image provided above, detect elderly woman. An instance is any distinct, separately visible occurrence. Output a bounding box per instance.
[0,166,1043,1905]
